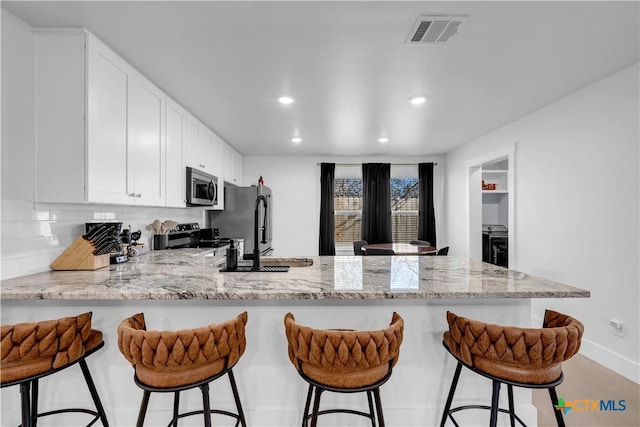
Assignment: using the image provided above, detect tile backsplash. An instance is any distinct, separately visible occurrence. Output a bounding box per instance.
[0,199,206,280]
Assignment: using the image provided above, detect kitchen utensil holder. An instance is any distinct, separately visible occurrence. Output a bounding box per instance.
[153,234,169,250]
[50,236,110,270]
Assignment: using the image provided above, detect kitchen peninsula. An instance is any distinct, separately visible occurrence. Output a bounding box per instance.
[1,250,589,426]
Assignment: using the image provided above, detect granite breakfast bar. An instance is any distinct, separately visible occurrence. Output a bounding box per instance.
[0,249,590,426]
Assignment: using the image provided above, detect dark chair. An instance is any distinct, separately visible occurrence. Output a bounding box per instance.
[117,312,248,427]
[353,240,368,256]
[440,310,584,427]
[284,312,404,427]
[410,240,431,246]
[1,312,109,427]
[364,247,395,256]
[436,246,449,256]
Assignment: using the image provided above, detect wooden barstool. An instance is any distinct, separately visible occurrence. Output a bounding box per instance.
[1,312,109,427]
[440,309,584,427]
[117,311,248,427]
[284,312,404,427]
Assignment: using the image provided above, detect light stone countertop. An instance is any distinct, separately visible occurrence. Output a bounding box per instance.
[0,249,590,300]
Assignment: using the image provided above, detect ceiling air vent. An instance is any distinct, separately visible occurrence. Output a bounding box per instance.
[406,15,468,44]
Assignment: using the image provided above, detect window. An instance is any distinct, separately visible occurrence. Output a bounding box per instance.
[334,177,362,242]
[334,165,419,245]
[391,177,419,242]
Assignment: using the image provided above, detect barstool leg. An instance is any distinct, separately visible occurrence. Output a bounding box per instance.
[227,369,247,427]
[136,390,151,427]
[548,387,566,427]
[20,382,31,427]
[440,361,463,427]
[310,387,323,427]
[507,384,516,427]
[373,388,385,427]
[302,384,314,427]
[30,379,39,427]
[172,391,180,427]
[489,380,501,427]
[200,383,212,427]
[80,359,109,426]
[367,390,377,427]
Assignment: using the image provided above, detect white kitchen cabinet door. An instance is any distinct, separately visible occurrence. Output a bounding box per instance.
[198,125,214,172]
[211,133,224,178]
[185,115,200,170]
[185,115,213,172]
[232,148,243,185]
[127,74,166,206]
[86,35,131,204]
[166,98,186,207]
[223,143,243,185]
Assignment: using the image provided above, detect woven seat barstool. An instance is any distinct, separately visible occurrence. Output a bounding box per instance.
[117,312,248,427]
[1,312,109,427]
[440,309,584,427]
[284,312,404,427]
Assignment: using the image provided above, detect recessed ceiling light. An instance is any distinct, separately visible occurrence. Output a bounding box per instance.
[378,137,389,143]
[409,95,427,105]
[291,137,302,144]
[279,96,295,105]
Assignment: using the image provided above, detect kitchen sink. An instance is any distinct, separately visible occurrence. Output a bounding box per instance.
[221,257,313,272]
[222,265,290,273]
[261,257,313,268]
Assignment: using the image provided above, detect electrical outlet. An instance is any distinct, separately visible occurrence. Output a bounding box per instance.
[609,319,624,337]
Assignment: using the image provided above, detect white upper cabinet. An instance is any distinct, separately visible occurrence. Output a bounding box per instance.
[165,98,187,207]
[185,114,213,172]
[224,143,244,185]
[85,35,130,204]
[36,30,169,206]
[127,73,166,206]
[35,29,228,209]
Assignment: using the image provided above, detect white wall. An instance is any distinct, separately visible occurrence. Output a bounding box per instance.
[242,155,445,256]
[445,64,640,382]
[0,11,205,279]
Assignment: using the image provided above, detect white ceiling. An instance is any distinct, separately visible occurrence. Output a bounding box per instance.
[3,1,639,157]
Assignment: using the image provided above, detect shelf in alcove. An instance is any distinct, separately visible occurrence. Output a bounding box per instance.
[482,190,508,194]
[482,170,508,174]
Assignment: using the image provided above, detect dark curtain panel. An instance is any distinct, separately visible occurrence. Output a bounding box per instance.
[319,163,336,255]
[418,162,437,247]
[361,163,392,244]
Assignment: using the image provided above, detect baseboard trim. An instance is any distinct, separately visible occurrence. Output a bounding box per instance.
[532,315,640,384]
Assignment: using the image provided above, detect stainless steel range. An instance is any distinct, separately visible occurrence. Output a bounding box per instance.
[153,223,202,249]
[482,224,508,267]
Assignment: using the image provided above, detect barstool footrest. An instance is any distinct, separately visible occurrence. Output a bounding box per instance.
[304,407,375,422]
[168,409,242,427]
[447,404,528,427]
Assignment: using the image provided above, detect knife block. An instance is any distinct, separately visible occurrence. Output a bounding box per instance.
[51,237,111,271]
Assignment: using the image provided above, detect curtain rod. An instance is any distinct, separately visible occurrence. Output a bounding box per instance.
[316,162,438,166]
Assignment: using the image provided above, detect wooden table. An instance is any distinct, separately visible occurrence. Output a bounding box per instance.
[362,242,437,255]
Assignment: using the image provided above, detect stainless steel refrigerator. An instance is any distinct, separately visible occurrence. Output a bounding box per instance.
[208,185,273,256]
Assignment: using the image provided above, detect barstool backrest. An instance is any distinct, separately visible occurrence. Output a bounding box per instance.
[117,312,248,373]
[1,312,93,373]
[284,312,404,388]
[444,309,583,374]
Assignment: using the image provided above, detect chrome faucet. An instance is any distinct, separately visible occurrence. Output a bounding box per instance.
[253,194,268,271]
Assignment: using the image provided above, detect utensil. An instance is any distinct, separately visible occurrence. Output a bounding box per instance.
[161,220,178,234]
[151,219,162,234]
[83,224,106,241]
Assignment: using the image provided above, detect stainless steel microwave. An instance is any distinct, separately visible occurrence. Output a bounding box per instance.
[186,167,218,207]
